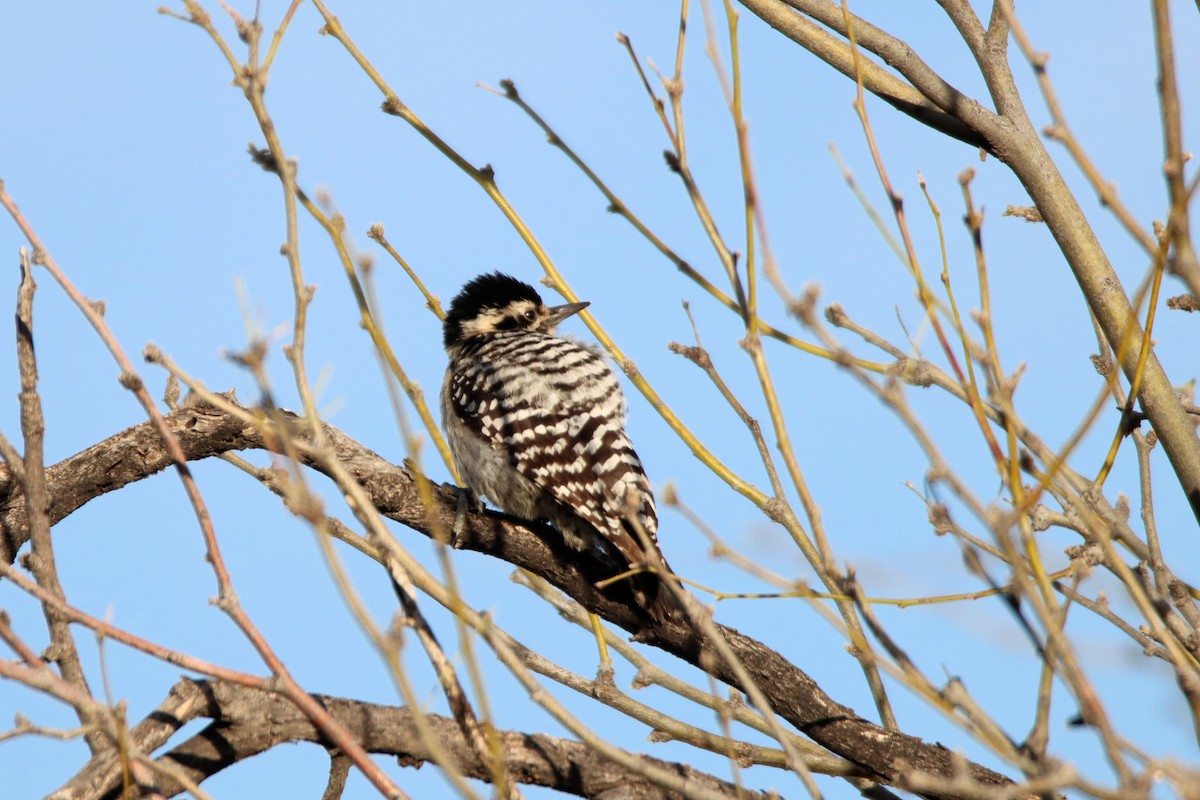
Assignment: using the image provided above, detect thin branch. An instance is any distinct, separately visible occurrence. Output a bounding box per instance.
[13,247,103,752]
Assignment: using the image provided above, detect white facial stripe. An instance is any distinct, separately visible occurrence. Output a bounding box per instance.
[458,300,543,337]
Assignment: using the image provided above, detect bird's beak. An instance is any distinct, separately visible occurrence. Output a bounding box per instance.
[545,301,590,327]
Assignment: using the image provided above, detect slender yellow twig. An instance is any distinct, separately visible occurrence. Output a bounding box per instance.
[367,223,446,319]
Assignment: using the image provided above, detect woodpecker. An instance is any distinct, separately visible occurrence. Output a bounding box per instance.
[440,272,676,620]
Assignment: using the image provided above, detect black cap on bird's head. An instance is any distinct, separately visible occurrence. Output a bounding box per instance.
[443,272,589,349]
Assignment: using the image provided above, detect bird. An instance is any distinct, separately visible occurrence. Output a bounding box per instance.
[440,272,677,621]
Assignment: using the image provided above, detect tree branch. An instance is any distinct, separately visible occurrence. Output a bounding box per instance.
[737,0,991,149]
[13,253,104,752]
[52,677,764,800]
[739,0,1200,525]
[4,399,1016,797]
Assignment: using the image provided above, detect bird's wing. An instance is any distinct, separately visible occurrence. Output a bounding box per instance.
[446,334,660,566]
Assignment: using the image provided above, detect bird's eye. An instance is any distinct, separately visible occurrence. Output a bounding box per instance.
[523,309,537,321]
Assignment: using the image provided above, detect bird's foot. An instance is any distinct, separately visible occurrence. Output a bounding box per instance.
[450,487,483,548]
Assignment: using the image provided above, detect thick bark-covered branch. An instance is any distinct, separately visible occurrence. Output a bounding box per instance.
[2,400,1016,797]
[0,397,254,563]
[51,677,760,800]
[737,0,1200,525]
[737,0,991,150]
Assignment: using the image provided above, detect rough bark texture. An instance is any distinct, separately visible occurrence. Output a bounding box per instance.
[3,399,1015,797]
[50,677,761,800]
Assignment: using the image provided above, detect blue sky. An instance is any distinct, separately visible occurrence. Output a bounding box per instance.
[1,2,1198,798]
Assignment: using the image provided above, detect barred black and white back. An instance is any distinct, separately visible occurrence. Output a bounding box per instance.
[440,272,675,619]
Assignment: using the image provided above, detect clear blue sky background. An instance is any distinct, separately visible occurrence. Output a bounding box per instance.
[1,3,1197,798]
